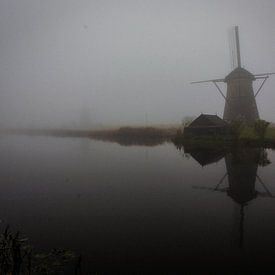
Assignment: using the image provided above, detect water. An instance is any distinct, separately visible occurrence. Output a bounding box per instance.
[0,135,275,272]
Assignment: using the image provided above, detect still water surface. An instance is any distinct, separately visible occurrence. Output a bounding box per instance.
[0,135,275,272]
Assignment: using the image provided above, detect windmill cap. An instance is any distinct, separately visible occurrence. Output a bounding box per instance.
[224,67,255,82]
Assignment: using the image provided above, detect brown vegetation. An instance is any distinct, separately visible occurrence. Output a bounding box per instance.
[1,126,178,146]
[90,126,178,146]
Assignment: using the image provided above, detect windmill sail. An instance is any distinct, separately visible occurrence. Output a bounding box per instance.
[228,26,242,69]
[235,26,241,67]
[228,27,237,70]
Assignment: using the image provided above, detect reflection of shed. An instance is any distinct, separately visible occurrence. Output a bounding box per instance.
[188,149,225,167]
[184,114,229,137]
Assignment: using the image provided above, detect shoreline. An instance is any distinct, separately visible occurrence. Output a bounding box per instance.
[0,126,178,138]
[1,126,275,149]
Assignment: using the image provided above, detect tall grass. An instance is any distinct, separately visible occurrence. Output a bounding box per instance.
[173,125,275,149]
[0,226,79,274]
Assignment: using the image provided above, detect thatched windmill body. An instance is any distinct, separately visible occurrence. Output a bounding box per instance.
[192,26,274,123]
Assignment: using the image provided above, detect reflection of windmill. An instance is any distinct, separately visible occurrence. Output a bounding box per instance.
[193,148,273,248]
[192,26,275,123]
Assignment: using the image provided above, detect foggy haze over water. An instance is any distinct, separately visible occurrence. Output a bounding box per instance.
[0,0,275,129]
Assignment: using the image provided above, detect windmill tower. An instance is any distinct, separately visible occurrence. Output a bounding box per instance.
[192,26,275,123]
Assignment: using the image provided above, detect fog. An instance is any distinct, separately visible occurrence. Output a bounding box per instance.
[0,0,275,129]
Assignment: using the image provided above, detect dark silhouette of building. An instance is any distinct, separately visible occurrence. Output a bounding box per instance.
[223,67,259,123]
[184,114,230,138]
[192,26,274,123]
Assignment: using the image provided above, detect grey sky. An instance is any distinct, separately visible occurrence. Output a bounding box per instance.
[0,0,275,128]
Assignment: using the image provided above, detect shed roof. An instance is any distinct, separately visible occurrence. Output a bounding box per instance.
[188,114,228,128]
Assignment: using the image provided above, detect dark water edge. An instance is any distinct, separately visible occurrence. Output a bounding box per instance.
[0,135,275,274]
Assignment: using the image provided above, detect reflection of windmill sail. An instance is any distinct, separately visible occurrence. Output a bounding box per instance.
[231,204,245,248]
[189,147,273,249]
[226,149,262,249]
[225,149,274,248]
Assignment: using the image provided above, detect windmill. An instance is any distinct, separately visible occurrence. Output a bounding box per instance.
[192,26,275,123]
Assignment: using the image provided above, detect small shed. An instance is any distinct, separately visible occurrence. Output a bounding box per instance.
[184,114,230,138]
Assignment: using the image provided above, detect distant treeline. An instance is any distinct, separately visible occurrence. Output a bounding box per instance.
[88,126,178,146]
[1,126,178,146]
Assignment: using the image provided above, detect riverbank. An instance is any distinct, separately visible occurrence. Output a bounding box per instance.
[173,126,275,150]
[1,126,178,146]
[2,125,275,148]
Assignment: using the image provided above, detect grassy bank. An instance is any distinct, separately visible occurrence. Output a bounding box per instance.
[2,125,275,148]
[173,125,275,150]
[266,126,275,139]
[0,226,78,274]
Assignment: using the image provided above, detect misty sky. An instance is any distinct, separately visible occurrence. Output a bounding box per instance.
[0,0,275,128]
